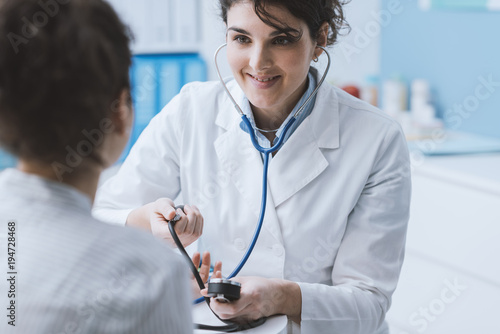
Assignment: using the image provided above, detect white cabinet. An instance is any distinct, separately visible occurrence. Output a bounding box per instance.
[386,154,500,334]
[106,0,201,54]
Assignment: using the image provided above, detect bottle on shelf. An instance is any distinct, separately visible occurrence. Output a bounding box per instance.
[361,74,379,107]
[382,74,407,117]
[410,79,435,124]
[408,78,443,140]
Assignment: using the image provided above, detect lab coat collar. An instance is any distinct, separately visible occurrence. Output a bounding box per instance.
[309,81,340,150]
[214,73,340,150]
[214,78,244,131]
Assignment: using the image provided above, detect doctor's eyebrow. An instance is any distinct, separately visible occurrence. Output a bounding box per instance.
[227,27,251,35]
[227,26,302,38]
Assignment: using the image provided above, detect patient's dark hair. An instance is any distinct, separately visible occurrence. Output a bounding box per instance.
[219,0,349,46]
[0,0,132,164]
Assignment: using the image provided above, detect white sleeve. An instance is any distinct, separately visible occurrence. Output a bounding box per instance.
[298,126,411,334]
[93,92,187,225]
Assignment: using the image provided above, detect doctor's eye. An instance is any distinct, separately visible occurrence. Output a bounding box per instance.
[234,35,251,44]
[273,36,292,46]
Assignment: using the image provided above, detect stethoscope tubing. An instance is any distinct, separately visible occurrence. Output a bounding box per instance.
[192,43,331,306]
[168,210,260,332]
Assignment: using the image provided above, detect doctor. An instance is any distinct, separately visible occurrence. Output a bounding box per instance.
[94,0,411,333]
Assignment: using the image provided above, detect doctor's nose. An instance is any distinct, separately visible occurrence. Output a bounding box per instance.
[248,45,272,72]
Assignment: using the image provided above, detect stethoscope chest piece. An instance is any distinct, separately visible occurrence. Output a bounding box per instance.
[207,278,241,303]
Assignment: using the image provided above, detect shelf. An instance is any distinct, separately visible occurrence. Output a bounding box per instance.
[412,153,500,197]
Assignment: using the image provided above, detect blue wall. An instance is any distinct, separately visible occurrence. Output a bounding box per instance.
[381,0,500,138]
[120,53,206,161]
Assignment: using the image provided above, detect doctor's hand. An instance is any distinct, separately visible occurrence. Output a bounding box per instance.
[150,198,203,248]
[191,251,222,299]
[201,276,302,324]
[126,198,204,248]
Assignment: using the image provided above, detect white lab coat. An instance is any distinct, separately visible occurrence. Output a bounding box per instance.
[94,76,411,334]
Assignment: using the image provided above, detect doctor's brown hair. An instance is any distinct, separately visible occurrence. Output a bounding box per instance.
[219,0,349,46]
[0,0,132,165]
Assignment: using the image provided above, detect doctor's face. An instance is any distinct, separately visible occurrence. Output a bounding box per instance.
[225,2,318,120]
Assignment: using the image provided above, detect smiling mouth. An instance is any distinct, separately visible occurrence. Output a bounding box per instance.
[249,74,280,82]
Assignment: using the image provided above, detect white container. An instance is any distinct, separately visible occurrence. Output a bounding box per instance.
[382,77,407,116]
[361,75,379,107]
[411,79,436,125]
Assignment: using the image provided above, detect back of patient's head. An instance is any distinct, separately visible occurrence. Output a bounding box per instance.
[0,0,131,166]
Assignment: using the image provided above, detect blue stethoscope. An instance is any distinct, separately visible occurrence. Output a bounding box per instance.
[211,43,331,281]
[170,43,331,331]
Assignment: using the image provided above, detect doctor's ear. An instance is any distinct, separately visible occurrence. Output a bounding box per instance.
[109,89,133,136]
[317,22,329,47]
[313,22,329,60]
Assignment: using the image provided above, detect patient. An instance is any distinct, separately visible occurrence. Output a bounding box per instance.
[0,0,193,332]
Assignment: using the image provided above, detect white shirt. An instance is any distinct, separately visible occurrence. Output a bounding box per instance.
[94,76,411,334]
[0,169,193,334]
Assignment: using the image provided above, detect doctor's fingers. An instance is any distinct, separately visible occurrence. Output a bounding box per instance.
[200,266,223,297]
[213,261,222,278]
[198,254,222,284]
[181,204,204,237]
[153,198,177,220]
[170,207,188,233]
[200,268,222,299]
[192,252,201,267]
[185,204,204,235]
[211,298,259,321]
[196,252,210,283]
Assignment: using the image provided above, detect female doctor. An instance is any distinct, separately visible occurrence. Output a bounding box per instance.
[94,0,411,333]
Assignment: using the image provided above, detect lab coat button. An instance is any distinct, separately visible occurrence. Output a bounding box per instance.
[234,238,246,251]
[272,244,284,257]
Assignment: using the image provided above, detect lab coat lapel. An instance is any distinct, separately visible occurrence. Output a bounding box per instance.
[213,82,266,223]
[214,120,288,243]
[214,123,263,217]
[213,84,285,244]
[267,85,340,207]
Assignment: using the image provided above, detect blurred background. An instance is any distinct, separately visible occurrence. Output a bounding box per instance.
[1,0,499,332]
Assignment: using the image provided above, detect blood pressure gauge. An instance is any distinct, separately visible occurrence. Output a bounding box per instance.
[207,278,241,303]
